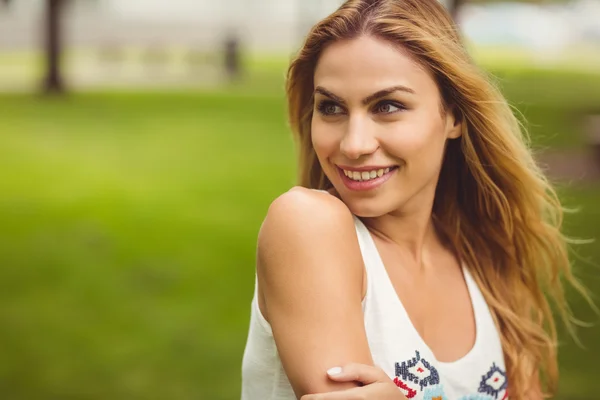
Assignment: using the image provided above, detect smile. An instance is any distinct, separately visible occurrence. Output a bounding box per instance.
[337,165,399,191]
[342,167,391,182]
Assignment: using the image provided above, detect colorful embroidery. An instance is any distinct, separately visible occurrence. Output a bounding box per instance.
[392,353,508,400]
[395,351,440,391]
[423,384,448,400]
[393,377,418,398]
[458,395,496,400]
[478,363,508,399]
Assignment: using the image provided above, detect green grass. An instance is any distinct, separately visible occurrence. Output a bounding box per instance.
[0,92,293,400]
[0,62,599,399]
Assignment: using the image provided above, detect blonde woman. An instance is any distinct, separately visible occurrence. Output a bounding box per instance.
[241,1,587,399]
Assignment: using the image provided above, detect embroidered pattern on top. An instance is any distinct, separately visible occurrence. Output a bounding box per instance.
[477,362,508,399]
[392,352,508,400]
[423,384,448,400]
[393,350,440,398]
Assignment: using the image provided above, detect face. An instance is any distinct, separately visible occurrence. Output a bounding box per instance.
[311,35,461,217]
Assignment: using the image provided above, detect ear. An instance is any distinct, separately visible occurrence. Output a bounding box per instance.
[445,106,462,139]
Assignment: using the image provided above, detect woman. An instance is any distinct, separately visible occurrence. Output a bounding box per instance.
[241,0,588,399]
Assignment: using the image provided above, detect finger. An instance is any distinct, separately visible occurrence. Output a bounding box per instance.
[326,363,387,385]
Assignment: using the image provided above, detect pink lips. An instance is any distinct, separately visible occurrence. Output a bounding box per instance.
[338,166,398,191]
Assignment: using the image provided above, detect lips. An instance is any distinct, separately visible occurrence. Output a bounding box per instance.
[342,167,391,182]
[337,165,398,191]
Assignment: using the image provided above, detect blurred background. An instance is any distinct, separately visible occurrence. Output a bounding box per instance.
[0,0,599,399]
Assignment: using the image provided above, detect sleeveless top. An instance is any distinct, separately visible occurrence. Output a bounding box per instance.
[241,206,508,400]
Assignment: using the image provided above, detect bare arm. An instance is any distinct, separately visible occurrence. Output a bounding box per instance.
[257,188,373,398]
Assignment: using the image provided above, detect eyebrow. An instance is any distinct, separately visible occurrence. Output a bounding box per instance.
[314,85,415,105]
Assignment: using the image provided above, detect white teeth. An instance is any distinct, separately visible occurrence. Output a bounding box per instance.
[343,167,395,182]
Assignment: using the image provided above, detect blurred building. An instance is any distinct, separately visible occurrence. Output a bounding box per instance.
[0,0,344,53]
[0,0,598,90]
[459,0,600,54]
[1,0,599,53]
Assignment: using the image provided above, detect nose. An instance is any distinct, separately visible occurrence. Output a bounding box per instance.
[339,115,379,160]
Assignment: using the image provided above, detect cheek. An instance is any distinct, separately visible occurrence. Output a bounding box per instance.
[384,118,446,160]
[311,120,339,157]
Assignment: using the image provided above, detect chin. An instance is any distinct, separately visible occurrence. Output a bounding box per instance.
[339,194,390,218]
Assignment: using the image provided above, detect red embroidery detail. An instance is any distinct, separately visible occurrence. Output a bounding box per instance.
[393,377,417,398]
[494,377,499,382]
[417,367,424,373]
[501,388,509,400]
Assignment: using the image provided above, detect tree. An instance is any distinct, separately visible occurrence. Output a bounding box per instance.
[42,0,66,93]
[3,0,67,93]
[446,0,468,20]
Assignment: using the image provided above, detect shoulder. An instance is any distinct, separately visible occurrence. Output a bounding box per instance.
[257,186,364,317]
[258,187,358,261]
[267,186,349,220]
[255,187,372,395]
[262,186,353,233]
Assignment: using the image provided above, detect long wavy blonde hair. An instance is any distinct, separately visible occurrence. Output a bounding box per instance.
[285,0,591,398]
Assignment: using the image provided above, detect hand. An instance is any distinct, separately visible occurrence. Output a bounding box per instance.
[300,363,407,400]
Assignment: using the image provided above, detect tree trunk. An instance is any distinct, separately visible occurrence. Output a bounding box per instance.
[447,0,467,21]
[43,0,66,94]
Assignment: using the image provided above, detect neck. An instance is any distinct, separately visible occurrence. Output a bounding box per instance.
[361,193,444,269]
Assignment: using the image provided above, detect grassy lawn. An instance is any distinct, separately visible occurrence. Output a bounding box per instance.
[0,59,598,399]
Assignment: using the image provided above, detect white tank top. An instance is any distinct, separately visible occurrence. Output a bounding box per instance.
[241,214,508,400]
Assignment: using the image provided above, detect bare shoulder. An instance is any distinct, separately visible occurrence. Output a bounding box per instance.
[255,186,371,395]
[259,186,354,246]
[266,186,350,221]
[257,186,361,293]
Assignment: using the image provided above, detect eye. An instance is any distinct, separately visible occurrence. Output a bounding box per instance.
[317,100,345,116]
[374,101,405,114]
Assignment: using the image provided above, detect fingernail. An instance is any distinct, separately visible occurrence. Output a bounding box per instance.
[327,367,343,376]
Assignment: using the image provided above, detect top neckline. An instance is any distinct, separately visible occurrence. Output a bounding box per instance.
[353,215,483,369]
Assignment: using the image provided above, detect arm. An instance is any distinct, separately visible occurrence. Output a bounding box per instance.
[257,187,373,398]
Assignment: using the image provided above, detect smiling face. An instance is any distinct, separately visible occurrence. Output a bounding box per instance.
[311,35,461,217]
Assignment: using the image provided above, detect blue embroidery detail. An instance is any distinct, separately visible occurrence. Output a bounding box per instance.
[478,362,508,399]
[458,395,495,400]
[423,384,449,400]
[394,350,440,391]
